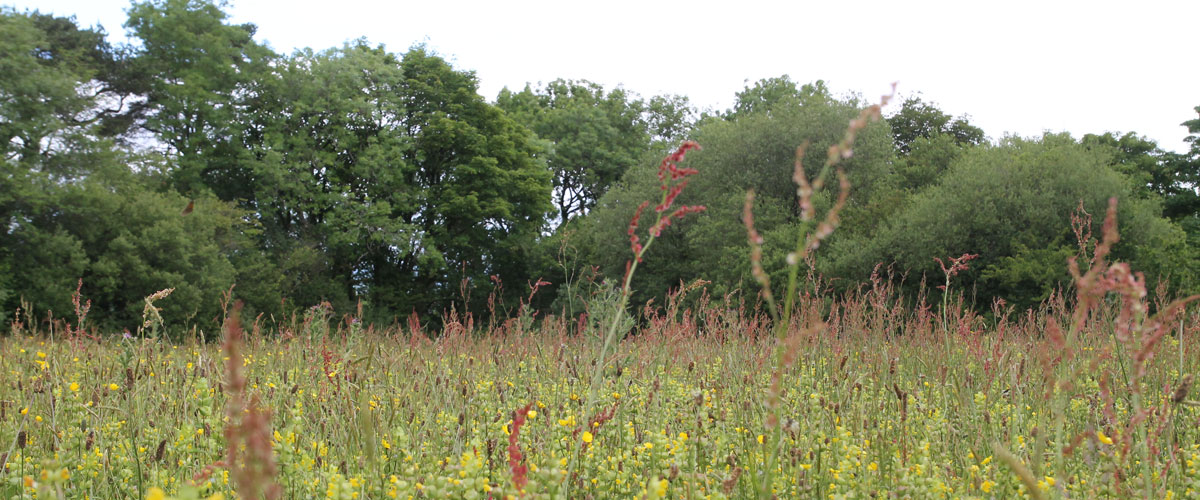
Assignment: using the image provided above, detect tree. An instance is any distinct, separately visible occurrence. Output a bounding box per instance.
[0,10,143,324]
[570,91,894,306]
[1170,106,1200,222]
[888,96,985,156]
[645,94,697,147]
[125,0,274,198]
[239,43,551,318]
[1081,132,1173,197]
[726,76,832,120]
[893,133,967,190]
[828,134,1192,309]
[3,147,250,333]
[25,11,146,139]
[394,47,551,316]
[0,9,121,168]
[497,80,691,223]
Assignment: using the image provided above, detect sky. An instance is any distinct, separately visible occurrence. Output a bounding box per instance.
[11,0,1199,153]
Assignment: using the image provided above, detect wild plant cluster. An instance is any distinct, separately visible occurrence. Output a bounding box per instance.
[2,258,1198,499]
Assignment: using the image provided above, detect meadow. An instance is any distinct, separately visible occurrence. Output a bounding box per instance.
[2,264,1198,499]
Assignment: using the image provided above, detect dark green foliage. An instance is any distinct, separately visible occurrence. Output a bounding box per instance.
[726,76,833,120]
[828,134,1192,310]
[0,9,111,168]
[5,155,248,333]
[1168,107,1200,221]
[1079,127,1200,275]
[893,133,968,191]
[888,96,985,156]
[125,0,274,197]
[1081,132,1183,204]
[887,98,986,192]
[238,43,551,320]
[497,79,694,223]
[570,84,894,306]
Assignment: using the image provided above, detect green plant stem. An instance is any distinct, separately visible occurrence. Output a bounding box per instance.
[566,191,669,498]
[758,152,844,498]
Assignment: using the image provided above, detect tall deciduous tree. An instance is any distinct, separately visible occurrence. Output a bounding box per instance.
[1,9,145,323]
[497,80,690,223]
[241,43,550,318]
[887,97,986,191]
[888,96,985,155]
[125,0,274,198]
[1171,106,1200,223]
[725,76,832,120]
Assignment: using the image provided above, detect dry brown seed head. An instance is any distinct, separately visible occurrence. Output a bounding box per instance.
[1173,374,1194,404]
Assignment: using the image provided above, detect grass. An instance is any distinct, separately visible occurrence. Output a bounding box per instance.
[1,280,1198,499]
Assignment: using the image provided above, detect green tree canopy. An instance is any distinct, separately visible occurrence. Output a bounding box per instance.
[887,97,987,191]
[497,79,694,223]
[888,96,985,156]
[4,149,248,333]
[125,0,275,198]
[238,43,551,319]
[569,89,894,305]
[725,76,833,120]
[828,134,1192,309]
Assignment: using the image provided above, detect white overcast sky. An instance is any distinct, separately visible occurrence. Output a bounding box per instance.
[11,0,1199,152]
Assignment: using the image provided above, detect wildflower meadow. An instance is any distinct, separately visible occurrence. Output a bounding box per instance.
[3,95,1200,500]
[4,3,1200,498]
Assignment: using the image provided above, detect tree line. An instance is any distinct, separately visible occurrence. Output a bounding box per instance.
[2,1,1198,333]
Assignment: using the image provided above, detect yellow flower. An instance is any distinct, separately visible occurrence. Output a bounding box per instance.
[981,480,994,493]
[527,410,537,419]
[678,432,688,441]
[146,487,167,500]
[69,382,80,392]
[109,383,119,391]
[582,431,593,444]
[756,434,764,444]
[1097,430,1114,445]
[654,478,669,497]
[867,462,878,471]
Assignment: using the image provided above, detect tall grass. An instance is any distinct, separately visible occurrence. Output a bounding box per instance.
[1,257,1197,498]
